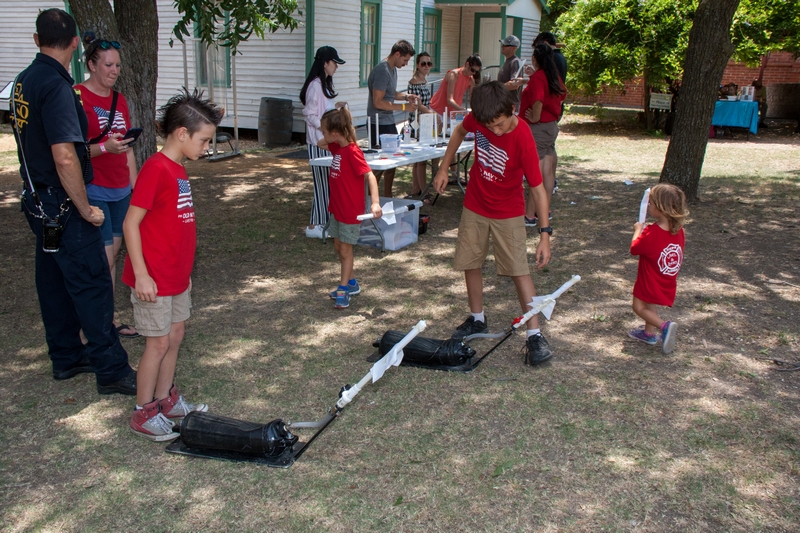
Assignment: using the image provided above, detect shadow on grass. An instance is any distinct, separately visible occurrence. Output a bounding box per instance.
[0,125,798,532]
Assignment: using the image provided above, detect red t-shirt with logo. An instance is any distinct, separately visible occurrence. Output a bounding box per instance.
[122,153,196,296]
[328,142,372,224]
[461,112,542,219]
[630,224,685,306]
[74,85,131,188]
[519,69,566,124]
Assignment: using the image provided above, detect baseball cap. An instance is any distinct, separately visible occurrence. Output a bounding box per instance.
[315,46,345,64]
[499,35,521,48]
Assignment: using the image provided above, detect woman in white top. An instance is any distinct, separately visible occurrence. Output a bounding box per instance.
[300,46,346,238]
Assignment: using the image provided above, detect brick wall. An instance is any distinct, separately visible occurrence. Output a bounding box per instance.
[570,52,800,109]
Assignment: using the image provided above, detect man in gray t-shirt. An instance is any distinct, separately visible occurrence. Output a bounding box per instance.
[366,39,419,196]
[497,35,524,104]
[367,60,398,126]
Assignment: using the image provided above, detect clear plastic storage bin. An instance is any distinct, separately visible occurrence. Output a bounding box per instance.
[358,197,422,251]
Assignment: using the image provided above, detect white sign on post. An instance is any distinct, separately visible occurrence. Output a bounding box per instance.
[649,93,672,110]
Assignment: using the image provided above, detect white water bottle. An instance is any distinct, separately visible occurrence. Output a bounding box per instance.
[403,122,411,141]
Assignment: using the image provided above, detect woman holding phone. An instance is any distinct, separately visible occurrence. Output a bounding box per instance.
[75,31,139,338]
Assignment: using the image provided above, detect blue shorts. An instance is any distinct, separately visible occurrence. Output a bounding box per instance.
[92,194,131,246]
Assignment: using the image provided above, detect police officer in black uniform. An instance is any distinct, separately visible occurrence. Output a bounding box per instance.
[12,8,136,395]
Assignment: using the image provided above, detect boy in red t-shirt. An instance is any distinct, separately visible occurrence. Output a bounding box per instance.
[318,107,382,309]
[433,81,554,366]
[121,90,222,441]
[629,183,688,354]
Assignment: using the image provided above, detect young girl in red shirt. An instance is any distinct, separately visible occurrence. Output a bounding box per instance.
[318,107,382,309]
[628,183,688,353]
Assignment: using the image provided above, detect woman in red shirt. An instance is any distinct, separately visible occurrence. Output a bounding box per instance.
[519,44,566,224]
[76,32,139,338]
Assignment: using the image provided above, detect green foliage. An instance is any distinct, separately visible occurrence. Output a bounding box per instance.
[558,0,696,94]
[731,0,800,65]
[555,0,798,94]
[171,0,301,53]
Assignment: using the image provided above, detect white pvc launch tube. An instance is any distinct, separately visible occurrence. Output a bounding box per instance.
[336,320,427,409]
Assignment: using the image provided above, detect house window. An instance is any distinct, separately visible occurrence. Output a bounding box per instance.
[422,8,442,73]
[194,20,231,88]
[361,0,381,85]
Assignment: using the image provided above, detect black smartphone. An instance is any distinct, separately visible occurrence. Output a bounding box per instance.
[122,127,143,146]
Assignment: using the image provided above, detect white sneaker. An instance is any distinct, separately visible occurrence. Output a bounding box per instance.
[305,226,324,239]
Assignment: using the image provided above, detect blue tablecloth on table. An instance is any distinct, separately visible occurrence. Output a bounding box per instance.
[712,101,759,135]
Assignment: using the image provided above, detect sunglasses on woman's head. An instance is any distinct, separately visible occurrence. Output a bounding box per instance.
[91,39,121,52]
[420,61,433,67]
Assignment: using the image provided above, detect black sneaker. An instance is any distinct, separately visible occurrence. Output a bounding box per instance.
[53,355,93,381]
[524,334,553,366]
[97,370,137,395]
[451,316,488,339]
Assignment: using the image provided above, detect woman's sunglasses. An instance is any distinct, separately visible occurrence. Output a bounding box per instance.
[470,66,481,74]
[420,61,433,67]
[90,39,121,52]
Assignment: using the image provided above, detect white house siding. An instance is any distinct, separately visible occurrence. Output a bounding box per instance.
[1,1,541,133]
[314,1,369,127]
[378,0,418,90]
[1,2,59,85]
[155,2,190,110]
[439,6,463,74]
[520,17,540,60]
[155,0,307,131]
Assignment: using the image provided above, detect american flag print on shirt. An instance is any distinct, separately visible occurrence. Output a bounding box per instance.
[93,106,127,133]
[177,178,193,210]
[475,131,509,177]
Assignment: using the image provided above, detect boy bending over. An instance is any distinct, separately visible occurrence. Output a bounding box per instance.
[433,81,554,365]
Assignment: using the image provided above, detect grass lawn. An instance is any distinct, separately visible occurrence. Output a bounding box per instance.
[0,109,798,532]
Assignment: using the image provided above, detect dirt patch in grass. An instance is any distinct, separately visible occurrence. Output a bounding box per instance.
[0,111,798,532]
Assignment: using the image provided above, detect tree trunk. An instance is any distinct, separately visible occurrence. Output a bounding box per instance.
[69,0,159,168]
[659,0,740,201]
[115,1,159,168]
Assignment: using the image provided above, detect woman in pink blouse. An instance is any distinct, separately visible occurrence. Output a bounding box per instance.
[300,46,346,239]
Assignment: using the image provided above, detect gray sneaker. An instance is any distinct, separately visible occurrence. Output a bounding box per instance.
[158,385,209,421]
[661,321,678,354]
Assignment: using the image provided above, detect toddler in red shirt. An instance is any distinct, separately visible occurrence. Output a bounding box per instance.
[318,107,382,309]
[122,90,223,441]
[629,183,688,354]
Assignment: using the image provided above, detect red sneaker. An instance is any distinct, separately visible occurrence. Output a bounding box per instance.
[130,400,178,442]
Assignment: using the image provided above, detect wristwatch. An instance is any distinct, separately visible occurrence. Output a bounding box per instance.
[538,226,553,235]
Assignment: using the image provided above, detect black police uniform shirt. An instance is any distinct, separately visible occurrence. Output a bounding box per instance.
[12,53,91,188]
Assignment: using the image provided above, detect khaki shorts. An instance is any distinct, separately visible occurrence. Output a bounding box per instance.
[131,287,191,337]
[530,121,559,159]
[453,208,530,276]
[328,215,361,245]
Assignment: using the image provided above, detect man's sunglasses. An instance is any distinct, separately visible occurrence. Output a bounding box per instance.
[420,61,433,67]
[89,39,121,52]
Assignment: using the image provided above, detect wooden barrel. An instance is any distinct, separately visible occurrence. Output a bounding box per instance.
[257,97,293,146]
